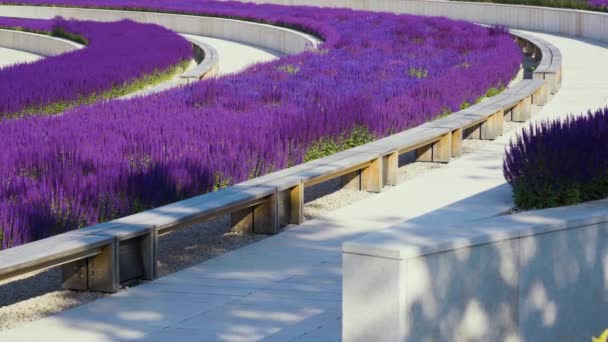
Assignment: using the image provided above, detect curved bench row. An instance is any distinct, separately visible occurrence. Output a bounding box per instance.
[0,29,560,292]
[0,28,82,56]
[0,5,321,54]
[180,36,219,82]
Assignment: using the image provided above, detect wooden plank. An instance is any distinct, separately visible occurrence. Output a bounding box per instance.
[384,151,399,186]
[0,233,111,280]
[289,183,304,225]
[361,157,383,193]
[451,129,463,158]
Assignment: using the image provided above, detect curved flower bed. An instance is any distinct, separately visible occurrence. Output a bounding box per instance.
[0,16,54,32]
[504,107,608,210]
[0,2,523,248]
[0,17,192,118]
[590,0,608,9]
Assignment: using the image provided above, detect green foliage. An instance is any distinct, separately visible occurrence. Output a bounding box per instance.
[304,126,375,162]
[485,86,504,98]
[51,27,89,45]
[512,176,608,210]
[276,64,301,74]
[2,59,190,119]
[407,67,428,79]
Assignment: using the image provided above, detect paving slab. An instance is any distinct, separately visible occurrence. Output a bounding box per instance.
[2,31,608,341]
[0,46,40,68]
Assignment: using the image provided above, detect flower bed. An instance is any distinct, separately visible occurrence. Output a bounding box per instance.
[0,1,523,248]
[0,16,54,33]
[504,107,608,209]
[0,17,193,118]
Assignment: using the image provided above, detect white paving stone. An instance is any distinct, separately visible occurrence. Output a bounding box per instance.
[2,31,608,341]
[0,46,40,68]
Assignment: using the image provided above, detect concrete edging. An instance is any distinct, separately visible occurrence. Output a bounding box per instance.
[342,199,608,341]
[0,5,321,55]
[0,28,82,56]
[218,0,608,44]
[181,36,220,82]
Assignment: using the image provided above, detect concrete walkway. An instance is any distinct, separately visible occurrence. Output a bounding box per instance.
[2,31,608,342]
[123,34,282,99]
[0,46,40,68]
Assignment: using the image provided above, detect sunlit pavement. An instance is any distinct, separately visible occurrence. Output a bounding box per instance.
[2,31,608,342]
[0,46,40,68]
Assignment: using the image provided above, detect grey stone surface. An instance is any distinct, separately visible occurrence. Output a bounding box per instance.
[0,28,82,57]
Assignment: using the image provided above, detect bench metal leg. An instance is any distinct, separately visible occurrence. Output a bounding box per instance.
[361,157,383,193]
[451,129,462,158]
[384,151,399,186]
[480,110,504,140]
[62,239,119,293]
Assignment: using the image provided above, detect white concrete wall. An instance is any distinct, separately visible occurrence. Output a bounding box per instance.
[219,0,608,44]
[0,28,81,56]
[343,199,608,341]
[0,5,320,55]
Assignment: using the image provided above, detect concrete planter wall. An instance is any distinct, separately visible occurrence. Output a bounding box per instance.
[0,5,321,55]
[219,0,608,43]
[343,199,608,341]
[0,28,81,56]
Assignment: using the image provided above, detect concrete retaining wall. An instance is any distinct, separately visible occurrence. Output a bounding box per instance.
[0,28,81,56]
[0,5,320,55]
[220,0,608,44]
[343,199,608,341]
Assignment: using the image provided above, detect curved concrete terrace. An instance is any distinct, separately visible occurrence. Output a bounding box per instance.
[1,20,607,342]
[0,3,607,342]
[0,5,321,54]
[123,33,282,99]
[0,46,40,68]
[0,28,82,56]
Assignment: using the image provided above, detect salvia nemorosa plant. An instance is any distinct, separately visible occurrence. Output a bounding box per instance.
[0,17,193,118]
[589,0,608,9]
[0,1,522,248]
[504,107,608,209]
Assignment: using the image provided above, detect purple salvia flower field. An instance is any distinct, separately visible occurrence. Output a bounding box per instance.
[589,0,608,9]
[504,108,608,209]
[0,1,523,248]
[0,16,55,32]
[0,17,192,117]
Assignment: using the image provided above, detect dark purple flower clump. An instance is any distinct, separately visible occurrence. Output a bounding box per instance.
[589,0,608,9]
[0,17,193,117]
[0,16,55,32]
[0,1,523,248]
[504,107,608,209]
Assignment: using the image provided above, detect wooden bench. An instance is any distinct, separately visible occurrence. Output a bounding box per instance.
[0,32,561,294]
[0,233,117,292]
[517,33,562,97]
[180,37,220,82]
